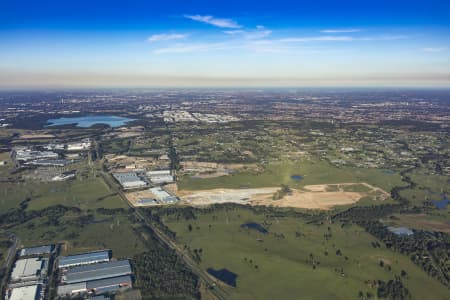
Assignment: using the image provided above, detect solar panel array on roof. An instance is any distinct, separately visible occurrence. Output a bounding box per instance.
[58,250,110,268]
[64,260,132,284]
[19,245,53,257]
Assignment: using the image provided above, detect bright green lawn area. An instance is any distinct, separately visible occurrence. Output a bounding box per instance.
[163,207,449,300]
[179,160,405,193]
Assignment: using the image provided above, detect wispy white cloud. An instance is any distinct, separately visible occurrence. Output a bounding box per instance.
[224,27,272,40]
[148,33,188,42]
[153,42,228,54]
[422,47,447,52]
[279,34,407,43]
[184,15,241,28]
[279,35,355,43]
[151,31,409,55]
[321,28,361,33]
[359,35,408,41]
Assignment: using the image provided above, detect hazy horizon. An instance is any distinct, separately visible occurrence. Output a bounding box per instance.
[1,0,450,88]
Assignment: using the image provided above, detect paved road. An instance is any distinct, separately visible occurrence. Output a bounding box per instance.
[2,232,18,270]
[100,171,229,300]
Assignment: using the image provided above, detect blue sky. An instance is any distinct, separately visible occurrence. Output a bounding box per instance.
[1,0,450,88]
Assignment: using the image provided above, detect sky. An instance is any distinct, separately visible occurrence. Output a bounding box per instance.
[1,0,450,88]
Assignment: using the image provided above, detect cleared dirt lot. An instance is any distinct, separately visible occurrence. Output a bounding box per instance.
[253,189,363,210]
[179,182,387,210]
[181,188,278,206]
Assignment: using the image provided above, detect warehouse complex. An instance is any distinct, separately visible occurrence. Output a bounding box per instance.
[3,246,131,300]
[4,245,55,300]
[57,250,133,298]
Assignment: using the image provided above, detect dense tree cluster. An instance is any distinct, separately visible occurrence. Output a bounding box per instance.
[375,277,411,300]
[0,204,79,228]
[332,204,402,222]
[359,220,449,287]
[132,224,200,300]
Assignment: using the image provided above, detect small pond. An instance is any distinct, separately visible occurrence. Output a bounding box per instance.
[207,268,238,287]
[431,196,450,210]
[240,222,268,234]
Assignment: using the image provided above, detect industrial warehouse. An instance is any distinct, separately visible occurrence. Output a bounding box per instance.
[4,245,55,300]
[112,172,147,189]
[57,250,133,297]
[2,244,135,300]
[146,169,174,184]
[57,250,110,268]
[10,257,48,283]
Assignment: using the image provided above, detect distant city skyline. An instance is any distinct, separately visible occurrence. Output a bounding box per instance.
[1,0,450,88]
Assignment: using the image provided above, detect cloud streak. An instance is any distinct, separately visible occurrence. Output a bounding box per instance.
[224,28,272,40]
[279,35,355,43]
[148,33,187,42]
[321,28,361,33]
[422,47,447,52]
[184,15,241,28]
[153,42,228,54]
[151,33,410,54]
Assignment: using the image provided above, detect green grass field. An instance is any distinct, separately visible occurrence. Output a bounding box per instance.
[399,169,450,208]
[11,211,146,258]
[162,207,449,300]
[25,176,126,211]
[0,175,126,212]
[179,160,405,193]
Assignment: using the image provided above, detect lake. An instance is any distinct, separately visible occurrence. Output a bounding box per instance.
[46,115,135,128]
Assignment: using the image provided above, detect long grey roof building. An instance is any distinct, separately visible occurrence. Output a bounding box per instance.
[63,260,132,284]
[58,250,110,268]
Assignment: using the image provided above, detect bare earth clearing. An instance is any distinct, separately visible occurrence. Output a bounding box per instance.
[252,189,363,210]
[178,183,387,210]
[181,188,279,206]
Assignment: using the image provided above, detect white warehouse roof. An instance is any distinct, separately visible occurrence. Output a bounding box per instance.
[11,258,44,282]
[10,285,40,300]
